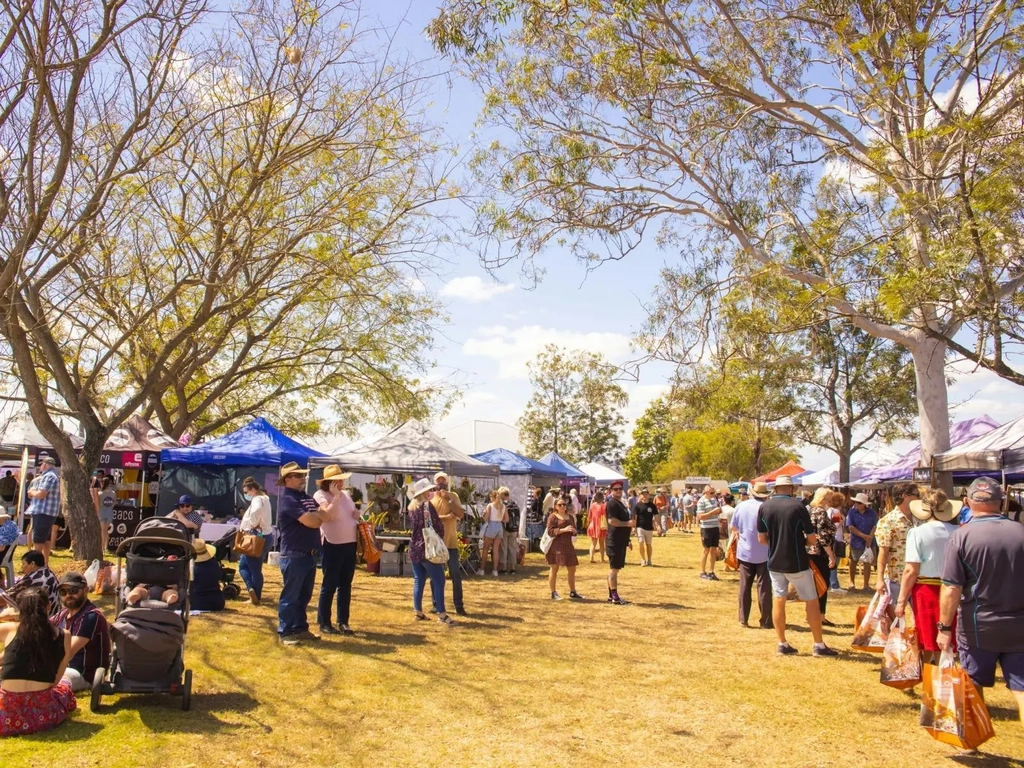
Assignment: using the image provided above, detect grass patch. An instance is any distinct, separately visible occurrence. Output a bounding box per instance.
[4,535,1023,767]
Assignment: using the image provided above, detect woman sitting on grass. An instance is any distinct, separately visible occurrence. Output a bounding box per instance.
[0,586,76,736]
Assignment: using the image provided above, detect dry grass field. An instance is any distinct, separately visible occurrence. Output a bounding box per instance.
[5,533,1023,768]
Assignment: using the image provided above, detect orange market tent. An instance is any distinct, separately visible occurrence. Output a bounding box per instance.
[752,460,806,484]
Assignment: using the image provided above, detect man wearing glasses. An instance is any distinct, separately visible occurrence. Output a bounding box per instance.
[168,495,204,540]
[874,482,920,604]
[605,480,635,604]
[51,572,110,692]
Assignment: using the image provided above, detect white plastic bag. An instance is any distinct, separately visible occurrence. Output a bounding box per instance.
[858,547,876,565]
[83,558,101,588]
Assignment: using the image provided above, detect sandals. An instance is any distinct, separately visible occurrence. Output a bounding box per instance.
[437,614,456,625]
[414,612,427,621]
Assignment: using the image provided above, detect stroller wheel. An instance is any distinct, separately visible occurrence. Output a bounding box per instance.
[224,583,241,600]
[90,668,105,713]
[182,669,192,711]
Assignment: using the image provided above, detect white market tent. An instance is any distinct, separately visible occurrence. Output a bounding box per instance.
[797,445,903,487]
[309,419,499,478]
[577,461,628,486]
[932,414,1024,476]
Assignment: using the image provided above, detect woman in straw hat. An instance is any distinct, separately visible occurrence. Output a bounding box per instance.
[313,465,359,635]
[895,489,962,663]
[407,478,454,625]
[189,539,225,612]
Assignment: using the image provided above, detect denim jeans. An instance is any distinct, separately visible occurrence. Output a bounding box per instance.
[277,553,316,636]
[238,554,264,599]
[318,541,357,627]
[411,559,446,614]
[446,547,463,612]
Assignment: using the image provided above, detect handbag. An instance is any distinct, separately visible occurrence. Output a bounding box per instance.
[809,560,828,598]
[233,529,265,558]
[921,649,994,749]
[422,524,448,564]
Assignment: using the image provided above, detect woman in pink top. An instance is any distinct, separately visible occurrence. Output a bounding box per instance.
[313,465,360,635]
[586,491,607,563]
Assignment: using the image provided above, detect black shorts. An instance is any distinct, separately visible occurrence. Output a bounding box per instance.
[31,514,56,544]
[700,527,721,549]
[607,534,629,569]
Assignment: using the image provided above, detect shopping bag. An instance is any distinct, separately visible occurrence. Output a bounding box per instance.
[233,529,265,558]
[852,591,894,652]
[809,561,828,598]
[920,649,995,750]
[356,521,381,564]
[93,561,115,595]
[423,525,448,564]
[83,559,101,589]
[724,534,738,570]
[880,615,922,689]
[539,529,554,554]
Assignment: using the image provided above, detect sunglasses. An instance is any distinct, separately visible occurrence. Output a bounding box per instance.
[555,503,566,507]
[58,587,83,596]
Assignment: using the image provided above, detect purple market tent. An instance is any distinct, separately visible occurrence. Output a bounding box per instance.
[859,415,1000,483]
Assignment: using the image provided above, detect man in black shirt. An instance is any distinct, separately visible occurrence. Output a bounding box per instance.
[605,480,635,604]
[757,476,837,657]
[632,488,658,567]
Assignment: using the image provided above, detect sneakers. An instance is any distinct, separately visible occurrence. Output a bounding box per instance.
[699,573,710,580]
[475,569,485,576]
[295,629,320,642]
[829,587,848,595]
[455,608,468,616]
[491,571,499,577]
[339,625,355,636]
[821,618,837,627]
[551,591,563,601]
[813,645,839,657]
[778,644,799,656]
[278,634,301,646]
[707,573,720,581]
[318,624,341,635]
[607,595,629,605]
[247,588,260,606]
[569,591,584,600]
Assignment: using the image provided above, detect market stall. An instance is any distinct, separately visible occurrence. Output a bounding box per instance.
[158,417,325,522]
[932,413,1024,481]
[577,461,628,491]
[537,451,594,492]
[752,460,806,484]
[470,447,566,538]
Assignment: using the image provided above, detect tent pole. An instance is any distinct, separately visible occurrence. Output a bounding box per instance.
[16,446,28,533]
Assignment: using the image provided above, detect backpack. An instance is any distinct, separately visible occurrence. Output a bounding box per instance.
[504,501,521,533]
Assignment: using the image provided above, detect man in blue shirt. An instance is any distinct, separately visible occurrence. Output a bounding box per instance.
[730,481,772,628]
[276,462,326,646]
[26,456,60,565]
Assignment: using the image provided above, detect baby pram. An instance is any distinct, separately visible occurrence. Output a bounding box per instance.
[91,516,195,712]
[207,527,242,600]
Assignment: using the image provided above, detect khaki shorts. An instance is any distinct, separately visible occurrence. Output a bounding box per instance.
[636,528,653,546]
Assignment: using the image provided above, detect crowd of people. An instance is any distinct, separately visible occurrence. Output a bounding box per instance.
[2,456,1022,743]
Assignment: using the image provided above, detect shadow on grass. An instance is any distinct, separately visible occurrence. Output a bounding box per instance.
[99,690,260,733]
[950,753,1024,768]
[630,602,694,610]
[987,705,1022,723]
[23,718,103,742]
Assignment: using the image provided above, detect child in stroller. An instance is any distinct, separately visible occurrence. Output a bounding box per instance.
[90,516,194,712]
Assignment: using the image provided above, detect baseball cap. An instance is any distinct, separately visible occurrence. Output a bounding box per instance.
[966,476,1003,503]
[178,494,193,506]
[58,571,88,589]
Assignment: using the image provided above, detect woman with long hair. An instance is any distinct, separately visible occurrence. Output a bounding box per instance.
[239,477,272,605]
[408,479,454,625]
[806,487,838,626]
[0,586,75,736]
[586,491,607,563]
[546,498,583,600]
[477,488,507,577]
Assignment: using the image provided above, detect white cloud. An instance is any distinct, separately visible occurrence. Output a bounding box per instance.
[462,324,635,379]
[439,275,515,303]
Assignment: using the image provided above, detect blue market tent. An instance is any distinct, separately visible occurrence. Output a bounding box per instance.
[537,452,594,488]
[158,417,325,518]
[471,447,565,483]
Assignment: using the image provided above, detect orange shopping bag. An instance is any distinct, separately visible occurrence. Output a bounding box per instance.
[920,649,995,750]
[852,590,895,652]
[880,614,921,689]
[724,534,738,570]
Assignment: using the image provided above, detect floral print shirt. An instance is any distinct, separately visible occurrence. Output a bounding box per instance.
[875,508,914,582]
[806,506,836,556]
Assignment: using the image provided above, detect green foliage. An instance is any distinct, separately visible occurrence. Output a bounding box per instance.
[621,397,673,484]
[517,344,628,464]
[656,424,795,482]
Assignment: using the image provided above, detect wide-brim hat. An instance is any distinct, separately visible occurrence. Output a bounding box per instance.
[852,493,871,505]
[408,477,437,502]
[322,464,352,482]
[773,475,795,488]
[910,498,962,523]
[750,481,770,499]
[192,539,216,563]
[279,461,309,479]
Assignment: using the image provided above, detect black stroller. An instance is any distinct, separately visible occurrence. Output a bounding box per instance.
[91,517,195,712]
[207,527,242,600]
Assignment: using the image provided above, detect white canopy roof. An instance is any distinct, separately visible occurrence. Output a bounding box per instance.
[0,412,85,452]
[933,414,1024,473]
[797,445,903,487]
[577,461,627,484]
[308,419,499,477]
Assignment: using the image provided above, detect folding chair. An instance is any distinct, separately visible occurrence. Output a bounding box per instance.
[0,543,17,589]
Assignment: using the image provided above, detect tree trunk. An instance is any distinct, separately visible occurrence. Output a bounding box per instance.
[838,426,853,483]
[61,457,102,562]
[909,334,951,463]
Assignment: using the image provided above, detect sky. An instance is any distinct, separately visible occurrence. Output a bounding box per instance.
[346,1,1024,471]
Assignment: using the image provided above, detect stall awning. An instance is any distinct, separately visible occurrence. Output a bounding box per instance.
[160,417,324,467]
